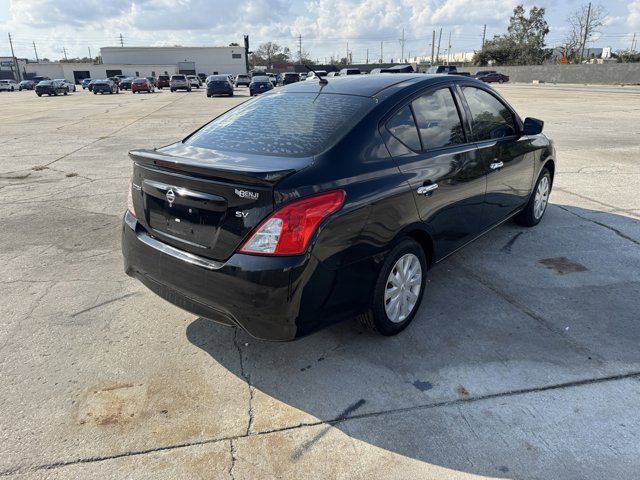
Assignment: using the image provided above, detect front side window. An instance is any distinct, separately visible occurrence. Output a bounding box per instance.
[386,105,421,151]
[462,86,517,141]
[411,88,465,149]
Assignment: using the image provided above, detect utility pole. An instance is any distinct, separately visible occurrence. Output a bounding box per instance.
[399,27,406,62]
[366,48,369,64]
[88,47,92,60]
[8,33,21,81]
[578,2,591,64]
[631,33,637,52]
[380,41,383,63]
[298,34,302,63]
[436,27,442,62]
[431,30,435,65]
[119,33,124,47]
[62,47,68,60]
[482,24,487,49]
[447,31,451,65]
[346,41,349,64]
[33,41,39,63]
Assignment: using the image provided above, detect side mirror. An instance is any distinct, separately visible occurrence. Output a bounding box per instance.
[523,117,544,135]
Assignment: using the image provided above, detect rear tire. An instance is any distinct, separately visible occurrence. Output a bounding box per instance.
[515,168,552,227]
[359,238,427,336]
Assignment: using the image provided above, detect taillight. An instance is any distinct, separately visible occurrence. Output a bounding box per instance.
[127,179,136,218]
[239,190,345,256]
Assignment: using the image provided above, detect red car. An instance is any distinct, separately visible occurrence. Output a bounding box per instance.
[475,72,510,83]
[157,74,170,89]
[131,78,155,94]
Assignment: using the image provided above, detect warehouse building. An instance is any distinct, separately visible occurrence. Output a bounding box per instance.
[19,46,246,83]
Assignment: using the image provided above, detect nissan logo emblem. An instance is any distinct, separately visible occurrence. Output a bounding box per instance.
[166,188,176,206]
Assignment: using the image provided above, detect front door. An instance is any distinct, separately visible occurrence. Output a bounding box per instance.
[459,85,535,228]
[385,86,486,260]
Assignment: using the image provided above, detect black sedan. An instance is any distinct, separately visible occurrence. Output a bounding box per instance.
[249,75,273,96]
[119,77,134,90]
[35,80,69,96]
[19,80,36,90]
[206,75,234,97]
[92,79,119,94]
[476,72,510,83]
[122,74,555,341]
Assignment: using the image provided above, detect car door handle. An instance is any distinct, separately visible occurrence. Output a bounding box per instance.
[490,161,504,170]
[417,184,439,195]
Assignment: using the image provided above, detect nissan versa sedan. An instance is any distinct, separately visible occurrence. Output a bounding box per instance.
[92,79,119,94]
[35,80,69,96]
[122,74,555,341]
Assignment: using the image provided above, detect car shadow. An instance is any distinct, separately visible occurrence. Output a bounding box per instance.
[186,205,640,478]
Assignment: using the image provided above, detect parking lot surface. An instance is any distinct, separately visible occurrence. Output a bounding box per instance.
[1,83,639,479]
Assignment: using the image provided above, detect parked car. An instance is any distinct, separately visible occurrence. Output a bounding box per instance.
[305,70,327,80]
[119,77,134,90]
[327,71,339,77]
[197,73,208,83]
[92,79,119,94]
[157,75,171,89]
[0,79,18,92]
[146,76,157,87]
[18,80,35,90]
[54,79,76,92]
[122,74,555,341]
[280,72,300,85]
[476,72,510,83]
[187,75,201,88]
[474,70,497,77]
[426,65,458,74]
[108,77,121,85]
[206,75,234,97]
[35,80,68,96]
[339,68,361,75]
[299,72,307,80]
[249,75,274,96]
[266,73,277,86]
[81,78,93,89]
[87,80,97,92]
[235,74,250,87]
[170,74,191,92]
[31,76,50,83]
[131,78,155,93]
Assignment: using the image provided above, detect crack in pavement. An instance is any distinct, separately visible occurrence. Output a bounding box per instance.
[228,439,237,480]
[556,204,640,246]
[233,328,255,436]
[2,370,639,477]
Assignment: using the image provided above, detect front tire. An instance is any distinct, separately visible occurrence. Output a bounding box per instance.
[359,238,427,336]
[515,168,552,227]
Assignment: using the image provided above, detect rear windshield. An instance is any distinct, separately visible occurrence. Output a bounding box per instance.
[172,75,186,80]
[185,92,374,157]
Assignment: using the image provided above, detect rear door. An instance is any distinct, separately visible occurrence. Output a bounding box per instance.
[384,85,486,259]
[458,85,535,228]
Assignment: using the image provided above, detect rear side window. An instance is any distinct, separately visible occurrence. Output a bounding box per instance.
[386,105,421,151]
[186,92,374,157]
[412,88,465,149]
[462,86,517,141]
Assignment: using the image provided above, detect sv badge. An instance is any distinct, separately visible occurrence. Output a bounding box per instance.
[235,211,249,218]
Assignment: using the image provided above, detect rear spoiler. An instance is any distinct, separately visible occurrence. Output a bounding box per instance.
[129,149,299,187]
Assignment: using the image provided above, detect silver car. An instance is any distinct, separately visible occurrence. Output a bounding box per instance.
[170,74,191,92]
[54,79,76,92]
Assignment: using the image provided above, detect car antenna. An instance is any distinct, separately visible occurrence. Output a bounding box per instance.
[305,65,328,85]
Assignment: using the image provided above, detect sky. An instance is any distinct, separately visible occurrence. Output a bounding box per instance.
[0,0,638,63]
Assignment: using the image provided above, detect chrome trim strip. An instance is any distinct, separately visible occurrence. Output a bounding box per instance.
[137,230,225,271]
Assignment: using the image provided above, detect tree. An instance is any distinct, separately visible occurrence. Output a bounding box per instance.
[229,42,240,47]
[59,57,98,63]
[616,50,640,63]
[473,5,549,66]
[565,3,606,63]
[250,42,292,68]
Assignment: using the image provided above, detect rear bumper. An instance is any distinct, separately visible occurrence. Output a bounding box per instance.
[122,212,337,341]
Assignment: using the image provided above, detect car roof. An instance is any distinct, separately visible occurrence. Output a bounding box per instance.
[278,74,450,97]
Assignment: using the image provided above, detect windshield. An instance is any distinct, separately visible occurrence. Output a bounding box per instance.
[185,92,375,157]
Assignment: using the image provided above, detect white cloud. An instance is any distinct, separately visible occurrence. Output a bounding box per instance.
[628,0,640,29]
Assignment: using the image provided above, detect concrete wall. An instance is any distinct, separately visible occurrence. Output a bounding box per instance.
[100,46,247,75]
[467,64,640,84]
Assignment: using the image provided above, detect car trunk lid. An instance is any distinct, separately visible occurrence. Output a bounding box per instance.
[129,146,308,261]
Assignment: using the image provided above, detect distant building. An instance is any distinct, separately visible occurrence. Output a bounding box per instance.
[20,45,247,83]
